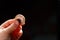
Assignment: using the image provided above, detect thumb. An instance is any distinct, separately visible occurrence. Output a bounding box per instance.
[4,21,19,34]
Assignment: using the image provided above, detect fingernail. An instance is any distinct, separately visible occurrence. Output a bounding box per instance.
[14,21,19,26]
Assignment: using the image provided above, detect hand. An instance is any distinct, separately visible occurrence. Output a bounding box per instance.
[0,19,23,40]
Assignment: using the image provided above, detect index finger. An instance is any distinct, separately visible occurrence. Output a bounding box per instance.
[0,19,15,28]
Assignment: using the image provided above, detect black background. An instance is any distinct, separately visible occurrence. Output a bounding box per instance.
[0,0,57,40]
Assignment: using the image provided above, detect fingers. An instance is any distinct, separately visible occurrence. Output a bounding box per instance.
[17,30,23,40]
[14,25,23,40]
[4,20,19,34]
[19,29,23,37]
[15,28,23,40]
[17,25,23,39]
[0,14,25,28]
[11,25,23,40]
[18,25,23,37]
[0,19,14,28]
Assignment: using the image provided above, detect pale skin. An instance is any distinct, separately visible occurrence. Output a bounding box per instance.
[0,14,25,40]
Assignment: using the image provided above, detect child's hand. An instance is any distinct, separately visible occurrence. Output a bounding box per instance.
[0,19,23,40]
[0,14,25,40]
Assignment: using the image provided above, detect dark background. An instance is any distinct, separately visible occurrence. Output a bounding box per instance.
[0,0,57,40]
